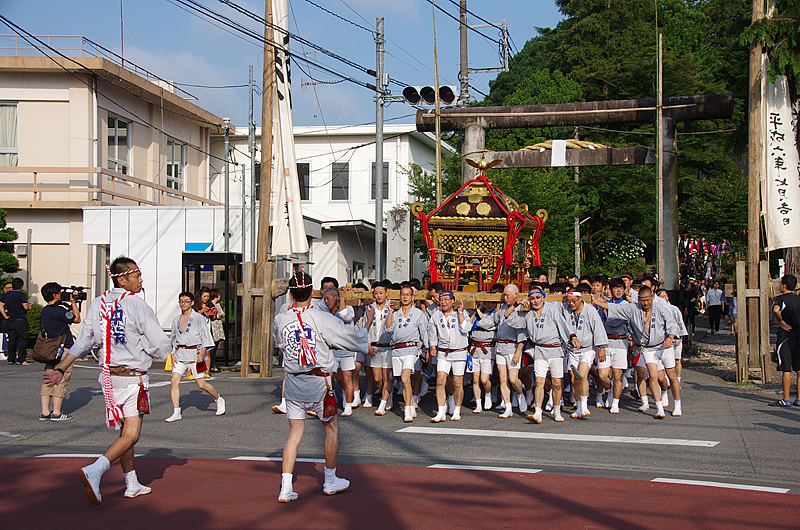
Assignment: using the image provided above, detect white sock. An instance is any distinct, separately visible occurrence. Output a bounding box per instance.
[172,407,181,415]
[280,397,286,407]
[656,402,665,416]
[674,399,682,411]
[611,398,620,409]
[641,396,649,408]
[124,470,141,487]
[281,472,293,491]
[324,467,337,482]
[88,455,110,475]
[677,376,681,383]
[353,389,361,402]
[580,395,588,410]
[453,406,461,416]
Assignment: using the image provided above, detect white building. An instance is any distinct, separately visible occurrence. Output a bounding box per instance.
[210,124,451,284]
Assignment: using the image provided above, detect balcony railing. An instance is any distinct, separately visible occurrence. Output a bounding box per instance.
[0,35,199,103]
[0,166,221,206]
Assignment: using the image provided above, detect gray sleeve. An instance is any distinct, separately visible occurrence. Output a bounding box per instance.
[418,311,429,348]
[199,318,215,349]
[137,302,172,360]
[318,311,369,354]
[551,304,573,343]
[590,309,609,347]
[427,318,438,347]
[67,299,99,359]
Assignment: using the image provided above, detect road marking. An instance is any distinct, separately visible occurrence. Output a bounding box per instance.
[397,427,719,447]
[35,453,144,458]
[230,456,325,463]
[429,464,542,474]
[0,432,22,438]
[652,478,789,494]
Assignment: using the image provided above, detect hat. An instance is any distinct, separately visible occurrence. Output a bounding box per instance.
[621,273,633,280]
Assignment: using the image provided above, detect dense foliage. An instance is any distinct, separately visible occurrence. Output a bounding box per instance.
[414,0,769,276]
[0,208,20,285]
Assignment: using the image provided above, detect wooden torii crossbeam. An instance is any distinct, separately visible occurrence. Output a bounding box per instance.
[416,94,734,290]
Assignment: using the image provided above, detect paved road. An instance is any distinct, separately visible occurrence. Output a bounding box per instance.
[1,358,799,526]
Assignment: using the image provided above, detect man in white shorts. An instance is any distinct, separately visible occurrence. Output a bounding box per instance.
[273,271,370,503]
[594,286,679,418]
[366,281,393,414]
[165,292,225,422]
[602,278,632,413]
[385,285,429,422]
[477,284,527,418]
[470,284,504,413]
[320,287,360,416]
[427,291,471,422]
[511,288,572,423]
[563,288,608,419]
[44,256,171,504]
[657,289,686,416]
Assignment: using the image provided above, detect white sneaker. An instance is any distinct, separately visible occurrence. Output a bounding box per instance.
[363,396,374,408]
[404,406,414,422]
[596,396,605,409]
[374,400,387,416]
[351,392,362,409]
[341,404,353,417]
[79,466,103,505]
[484,394,492,410]
[672,403,682,417]
[498,405,513,419]
[661,393,669,408]
[278,489,298,503]
[605,392,613,409]
[216,396,226,416]
[165,411,182,423]
[322,476,350,495]
[450,407,461,421]
[553,409,565,422]
[124,482,151,498]
[0,353,6,361]
[638,403,650,412]
[473,404,483,414]
[609,403,620,414]
[272,402,287,414]
[527,409,543,424]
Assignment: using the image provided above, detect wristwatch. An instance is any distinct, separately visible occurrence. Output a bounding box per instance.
[54,368,65,375]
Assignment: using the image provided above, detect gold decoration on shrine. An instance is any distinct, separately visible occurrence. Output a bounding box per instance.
[468,193,483,204]
[456,203,471,216]
[536,209,549,222]
[476,202,491,216]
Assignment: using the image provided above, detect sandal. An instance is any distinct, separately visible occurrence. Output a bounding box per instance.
[769,399,792,407]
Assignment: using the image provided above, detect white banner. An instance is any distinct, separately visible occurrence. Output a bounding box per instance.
[764,75,800,251]
[270,0,309,257]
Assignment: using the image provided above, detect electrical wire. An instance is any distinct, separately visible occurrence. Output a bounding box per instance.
[0,16,235,168]
[298,0,375,35]
[421,0,500,45]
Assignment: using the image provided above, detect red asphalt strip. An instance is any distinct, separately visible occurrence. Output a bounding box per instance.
[0,457,797,529]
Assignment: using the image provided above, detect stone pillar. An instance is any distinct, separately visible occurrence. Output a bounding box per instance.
[386,208,412,280]
[462,124,485,184]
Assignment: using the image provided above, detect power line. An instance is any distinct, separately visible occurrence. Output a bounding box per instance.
[299,0,375,35]
[445,0,502,30]
[171,82,249,89]
[421,0,501,45]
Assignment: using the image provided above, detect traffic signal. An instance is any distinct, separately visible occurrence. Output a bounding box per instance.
[402,85,458,106]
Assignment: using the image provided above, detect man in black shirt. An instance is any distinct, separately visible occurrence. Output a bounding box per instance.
[771,275,800,407]
[0,278,31,364]
[39,282,81,421]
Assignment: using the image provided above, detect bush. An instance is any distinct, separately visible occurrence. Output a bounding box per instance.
[27,302,43,344]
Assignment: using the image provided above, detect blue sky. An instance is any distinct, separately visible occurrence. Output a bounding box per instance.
[1,0,564,126]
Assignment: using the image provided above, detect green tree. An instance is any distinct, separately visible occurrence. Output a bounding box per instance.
[0,208,20,284]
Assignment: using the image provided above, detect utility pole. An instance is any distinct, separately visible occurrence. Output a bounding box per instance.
[656,33,664,279]
[432,2,442,205]
[374,16,385,281]
[248,64,256,261]
[574,127,580,277]
[458,0,469,105]
[223,117,230,252]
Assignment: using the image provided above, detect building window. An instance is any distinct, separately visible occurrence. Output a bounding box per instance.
[166,138,185,190]
[0,104,18,167]
[297,162,310,201]
[371,161,389,200]
[331,162,349,200]
[352,261,365,283]
[107,116,129,175]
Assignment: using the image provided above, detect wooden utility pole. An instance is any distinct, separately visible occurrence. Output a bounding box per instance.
[747,0,765,375]
[242,0,276,378]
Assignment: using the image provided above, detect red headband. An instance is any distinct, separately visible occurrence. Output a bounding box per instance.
[107,266,140,278]
[292,266,313,289]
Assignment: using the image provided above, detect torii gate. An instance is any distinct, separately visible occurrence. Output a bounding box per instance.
[416,94,734,290]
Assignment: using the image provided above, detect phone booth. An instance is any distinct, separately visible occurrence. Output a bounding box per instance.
[182,251,242,367]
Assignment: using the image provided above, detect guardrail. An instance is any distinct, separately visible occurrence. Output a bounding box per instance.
[0,166,221,206]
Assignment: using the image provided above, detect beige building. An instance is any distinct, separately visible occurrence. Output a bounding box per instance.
[0,36,225,304]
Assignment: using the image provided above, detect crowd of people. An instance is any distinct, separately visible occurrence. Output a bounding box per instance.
[273,271,691,429]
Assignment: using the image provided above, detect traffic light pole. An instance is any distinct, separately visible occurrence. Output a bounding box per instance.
[375,17,385,281]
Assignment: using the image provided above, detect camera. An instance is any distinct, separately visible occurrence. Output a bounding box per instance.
[61,286,88,302]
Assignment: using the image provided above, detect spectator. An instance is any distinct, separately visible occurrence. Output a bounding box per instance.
[208,288,225,373]
[0,280,10,360]
[38,282,81,421]
[707,280,724,335]
[0,278,31,365]
[771,275,800,407]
